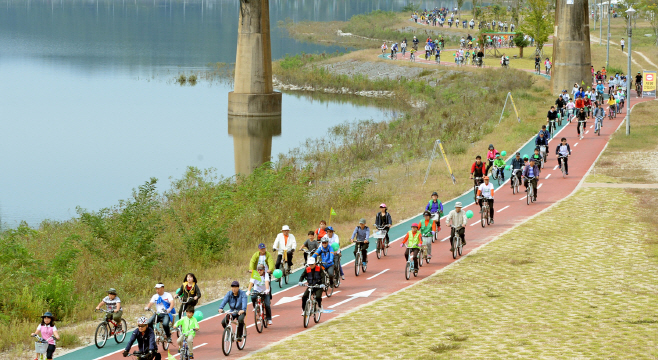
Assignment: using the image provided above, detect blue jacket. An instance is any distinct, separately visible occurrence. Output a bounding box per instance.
[535,134,549,146]
[125,327,157,352]
[313,245,335,267]
[425,199,444,213]
[219,290,247,312]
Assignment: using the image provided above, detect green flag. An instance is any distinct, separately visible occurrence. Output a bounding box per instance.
[167,350,176,360]
[251,270,262,281]
[330,207,337,216]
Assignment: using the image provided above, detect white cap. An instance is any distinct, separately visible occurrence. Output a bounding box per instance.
[307,257,316,265]
[455,202,463,208]
[154,283,164,289]
[282,225,290,231]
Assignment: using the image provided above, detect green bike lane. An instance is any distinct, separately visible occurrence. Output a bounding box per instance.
[61,118,573,360]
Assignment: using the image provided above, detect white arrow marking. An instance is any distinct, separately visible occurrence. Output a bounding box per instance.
[328,289,376,309]
[367,269,389,280]
[274,293,304,306]
[545,173,551,179]
[497,205,509,213]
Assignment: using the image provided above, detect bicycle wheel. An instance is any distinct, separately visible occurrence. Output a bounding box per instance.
[254,305,263,333]
[94,323,108,349]
[325,277,333,298]
[283,264,289,284]
[162,338,169,351]
[481,207,486,227]
[313,303,322,323]
[354,252,361,276]
[452,238,458,259]
[458,239,463,256]
[497,174,502,186]
[512,178,516,194]
[383,241,389,256]
[527,189,531,205]
[236,325,246,350]
[418,249,424,267]
[278,273,283,288]
[114,319,127,343]
[405,262,411,280]
[303,300,312,328]
[376,240,382,259]
[334,272,341,288]
[362,257,367,272]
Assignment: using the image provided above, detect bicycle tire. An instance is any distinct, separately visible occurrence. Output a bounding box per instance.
[458,239,463,256]
[94,323,108,349]
[405,262,411,280]
[362,257,367,272]
[376,240,382,259]
[512,178,516,194]
[236,325,247,350]
[254,306,263,333]
[334,272,341,288]
[481,207,486,227]
[114,319,127,343]
[283,264,289,285]
[383,241,388,256]
[313,303,322,323]
[162,339,169,351]
[452,238,458,259]
[527,188,531,205]
[498,175,502,186]
[354,252,361,276]
[325,277,333,298]
[278,275,283,288]
[418,250,424,267]
[303,300,312,328]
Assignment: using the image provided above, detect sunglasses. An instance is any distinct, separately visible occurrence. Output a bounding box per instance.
[138,324,148,328]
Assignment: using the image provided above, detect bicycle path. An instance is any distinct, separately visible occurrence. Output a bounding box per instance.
[62,96,651,360]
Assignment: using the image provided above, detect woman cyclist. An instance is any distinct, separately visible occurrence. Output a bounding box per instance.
[175,273,202,320]
[485,144,497,175]
[375,204,392,248]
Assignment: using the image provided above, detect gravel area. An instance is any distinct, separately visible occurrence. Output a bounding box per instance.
[319,60,426,80]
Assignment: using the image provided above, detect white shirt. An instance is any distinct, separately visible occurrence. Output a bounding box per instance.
[150,292,174,314]
[478,182,495,199]
[322,234,341,253]
[621,39,625,46]
[273,233,297,254]
[446,209,467,227]
[103,296,121,311]
[250,272,270,293]
[257,255,269,271]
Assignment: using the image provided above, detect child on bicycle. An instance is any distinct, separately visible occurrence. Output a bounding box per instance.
[173,307,200,359]
[31,312,60,360]
[492,153,506,181]
[95,288,123,329]
[531,148,542,169]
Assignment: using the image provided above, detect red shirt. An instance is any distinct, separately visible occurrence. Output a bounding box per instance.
[471,162,485,177]
[575,98,584,109]
[315,228,327,240]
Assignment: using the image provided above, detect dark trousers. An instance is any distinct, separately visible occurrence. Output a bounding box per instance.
[178,300,197,321]
[301,288,323,310]
[221,312,246,338]
[323,264,335,287]
[485,159,494,175]
[511,170,522,188]
[405,248,420,270]
[524,177,538,197]
[335,253,344,276]
[478,198,495,219]
[251,293,272,321]
[353,241,369,262]
[148,313,170,337]
[450,227,465,246]
[46,344,56,359]
[558,156,569,173]
[275,251,293,269]
[577,121,587,135]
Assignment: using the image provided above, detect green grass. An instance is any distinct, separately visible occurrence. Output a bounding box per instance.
[246,187,658,359]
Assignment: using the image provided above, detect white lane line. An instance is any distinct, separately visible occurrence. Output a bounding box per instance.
[322,291,340,299]
[574,143,579,147]
[553,165,559,170]
[246,315,280,328]
[590,125,593,128]
[367,269,389,280]
[519,195,527,201]
[470,221,479,226]
[441,236,450,242]
[538,183,543,189]
[174,343,208,357]
[545,173,551,179]
[586,130,589,134]
[496,205,509,213]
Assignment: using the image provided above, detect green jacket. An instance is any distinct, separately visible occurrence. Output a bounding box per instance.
[250,251,275,272]
[173,316,199,338]
[493,158,506,167]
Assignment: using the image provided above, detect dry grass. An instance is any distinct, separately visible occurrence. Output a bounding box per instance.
[246,187,658,359]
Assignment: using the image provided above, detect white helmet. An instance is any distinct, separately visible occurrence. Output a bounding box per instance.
[137,316,148,325]
[307,257,316,266]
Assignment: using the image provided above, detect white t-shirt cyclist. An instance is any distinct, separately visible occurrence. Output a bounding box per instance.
[478,182,495,199]
[150,292,174,313]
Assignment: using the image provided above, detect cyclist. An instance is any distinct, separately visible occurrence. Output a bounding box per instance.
[300,231,320,264]
[123,317,160,360]
[446,202,467,251]
[218,281,247,340]
[492,153,506,181]
[596,81,605,102]
[477,176,495,223]
[584,93,592,118]
[565,98,575,121]
[555,95,565,119]
[312,237,335,286]
[298,257,325,315]
[511,152,524,189]
[381,41,387,54]
[350,219,370,267]
[249,243,275,274]
[575,94,584,114]
[547,106,558,134]
[593,101,605,134]
[419,211,434,259]
[544,58,552,74]
[531,148,542,170]
[577,107,587,139]
[534,54,541,72]
[607,95,617,119]
[32,312,60,360]
[173,307,200,359]
[246,264,272,325]
[538,125,551,140]
[174,273,201,320]
[314,220,327,244]
[470,155,485,193]
[273,225,296,274]
[400,223,422,276]
[95,288,123,330]
[635,71,643,97]
[375,203,392,248]
[523,158,539,201]
[485,144,497,175]
[145,283,175,343]
[555,137,572,175]
[562,89,571,103]
[321,226,344,280]
[425,191,444,231]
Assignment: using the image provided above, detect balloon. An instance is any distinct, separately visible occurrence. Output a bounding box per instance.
[466,210,474,219]
[453,53,456,56]
[505,165,511,170]
[331,242,340,251]
[273,269,283,279]
[501,150,507,156]
[523,154,529,159]
[193,311,204,322]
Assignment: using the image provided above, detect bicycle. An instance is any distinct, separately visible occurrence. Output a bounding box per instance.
[524,176,536,205]
[32,334,54,360]
[558,155,568,178]
[175,295,194,322]
[636,82,642,97]
[539,145,547,168]
[430,211,442,242]
[491,166,504,186]
[174,327,197,360]
[374,225,389,259]
[421,235,432,264]
[608,105,616,120]
[596,92,604,104]
[578,120,587,140]
[535,62,540,74]
[567,108,575,123]
[511,169,521,194]
[410,52,416,62]
[353,241,368,276]
[595,115,603,136]
[478,196,491,227]
[252,291,268,333]
[145,309,171,351]
[403,245,419,280]
[301,284,323,328]
[450,226,464,259]
[316,257,338,297]
[94,309,128,348]
[126,351,153,359]
[274,249,291,288]
[221,311,247,356]
[472,177,483,202]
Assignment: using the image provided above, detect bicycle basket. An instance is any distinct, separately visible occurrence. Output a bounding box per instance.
[35,342,48,354]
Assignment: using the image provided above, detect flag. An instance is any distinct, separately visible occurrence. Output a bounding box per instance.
[581,80,585,85]
[251,270,262,281]
[167,350,176,360]
[330,207,337,216]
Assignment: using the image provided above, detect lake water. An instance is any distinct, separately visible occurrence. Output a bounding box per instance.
[0,0,449,226]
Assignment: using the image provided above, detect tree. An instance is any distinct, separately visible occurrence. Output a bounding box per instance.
[520,0,554,53]
[457,0,465,19]
[513,31,531,57]
[641,0,658,45]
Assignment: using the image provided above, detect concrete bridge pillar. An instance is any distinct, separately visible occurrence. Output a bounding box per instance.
[551,0,592,95]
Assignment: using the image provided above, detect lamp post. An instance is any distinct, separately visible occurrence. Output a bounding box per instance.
[599,0,603,45]
[625,6,635,136]
[606,3,611,68]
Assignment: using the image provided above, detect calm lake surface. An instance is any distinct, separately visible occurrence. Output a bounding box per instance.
[0,0,449,226]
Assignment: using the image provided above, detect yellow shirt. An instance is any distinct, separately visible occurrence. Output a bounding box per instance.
[608,98,616,106]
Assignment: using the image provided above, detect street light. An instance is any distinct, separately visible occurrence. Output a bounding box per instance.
[625,5,636,135]
[606,2,611,68]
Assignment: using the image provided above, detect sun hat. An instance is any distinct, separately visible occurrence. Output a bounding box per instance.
[154,283,164,289]
[379,203,387,208]
[455,202,463,208]
[41,312,55,319]
[359,218,366,224]
[107,288,117,295]
[282,225,290,231]
[307,257,316,265]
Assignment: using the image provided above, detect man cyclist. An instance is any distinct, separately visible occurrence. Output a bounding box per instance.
[218,281,247,340]
[321,226,344,280]
[446,202,467,251]
[534,54,541,72]
[144,283,174,343]
[523,158,539,201]
[425,191,444,232]
[511,152,524,189]
[477,176,495,223]
[375,203,392,248]
[531,148,542,170]
[400,223,422,276]
[246,264,272,326]
[555,95,565,120]
[595,81,605,103]
[547,106,558,134]
[298,257,325,315]
[95,288,123,330]
[123,317,160,359]
[273,225,296,274]
[350,219,370,267]
[312,237,335,286]
[635,71,643,97]
[593,101,605,134]
[470,155,485,194]
[492,153,506,181]
[555,137,572,175]
[249,243,275,275]
[419,211,434,260]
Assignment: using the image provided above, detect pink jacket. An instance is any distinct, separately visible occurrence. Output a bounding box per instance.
[487,150,496,160]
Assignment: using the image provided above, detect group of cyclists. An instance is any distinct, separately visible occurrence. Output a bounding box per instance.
[411,8,515,31]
